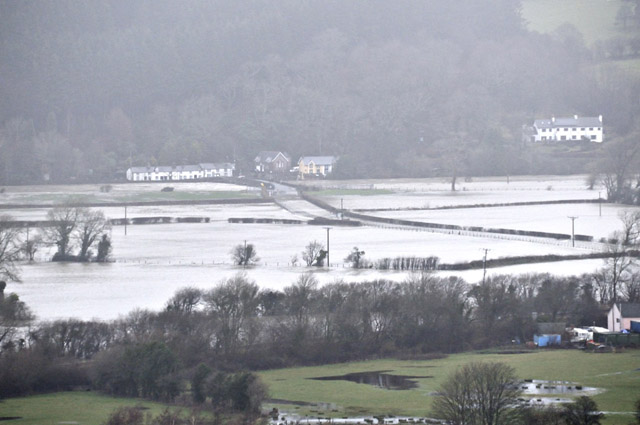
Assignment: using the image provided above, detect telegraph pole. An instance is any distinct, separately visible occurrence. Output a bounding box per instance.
[324,227,332,268]
[481,248,490,285]
[568,216,578,247]
[124,205,128,236]
[598,192,602,217]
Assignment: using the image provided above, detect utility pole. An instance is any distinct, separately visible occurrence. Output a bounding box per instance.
[481,248,490,285]
[124,205,128,236]
[324,227,332,268]
[568,216,578,247]
[598,192,602,217]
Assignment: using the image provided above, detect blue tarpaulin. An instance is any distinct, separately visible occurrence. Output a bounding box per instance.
[534,334,562,347]
[631,320,640,333]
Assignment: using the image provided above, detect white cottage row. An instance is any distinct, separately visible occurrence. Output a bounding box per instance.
[529,115,604,143]
[126,163,235,181]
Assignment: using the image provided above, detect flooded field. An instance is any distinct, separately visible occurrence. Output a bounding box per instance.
[1,176,620,322]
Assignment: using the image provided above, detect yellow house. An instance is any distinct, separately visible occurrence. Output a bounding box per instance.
[298,156,337,179]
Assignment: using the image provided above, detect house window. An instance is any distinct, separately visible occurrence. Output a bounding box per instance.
[572,135,577,140]
[541,136,547,141]
[561,136,567,140]
[581,128,585,130]
[597,127,601,131]
[564,128,569,131]
[572,128,576,131]
[591,135,596,140]
[616,318,620,323]
[589,127,593,130]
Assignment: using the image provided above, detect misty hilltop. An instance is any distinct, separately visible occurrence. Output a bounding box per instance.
[1,0,639,184]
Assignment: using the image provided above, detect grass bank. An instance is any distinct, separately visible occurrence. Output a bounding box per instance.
[0,391,177,425]
[259,349,640,423]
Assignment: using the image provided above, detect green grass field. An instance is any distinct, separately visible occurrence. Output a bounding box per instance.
[259,349,640,423]
[1,350,638,424]
[0,392,178,425]
[522,0,627,45]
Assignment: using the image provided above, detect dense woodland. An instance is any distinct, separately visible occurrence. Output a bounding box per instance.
[1,0,640,185]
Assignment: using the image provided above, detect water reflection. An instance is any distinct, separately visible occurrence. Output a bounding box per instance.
[310,370,432,390]
[520,380,598,395]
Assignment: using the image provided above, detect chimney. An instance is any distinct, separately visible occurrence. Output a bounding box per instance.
[599,115,603,123]
[552,116,555,123]
[574,114,578,120]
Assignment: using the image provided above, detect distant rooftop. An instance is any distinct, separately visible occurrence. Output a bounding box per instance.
[534,115,602,129]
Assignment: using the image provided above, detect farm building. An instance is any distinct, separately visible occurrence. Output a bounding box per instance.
[608,302,640,332]
[524,115,603,143]
[126,163,235,181]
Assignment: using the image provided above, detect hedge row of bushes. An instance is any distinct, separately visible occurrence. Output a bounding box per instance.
[376,256,440,271]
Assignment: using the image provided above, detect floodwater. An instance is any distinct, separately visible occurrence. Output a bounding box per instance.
[520,380,599,396]
[309,371,432,390]
[4,198,607,322]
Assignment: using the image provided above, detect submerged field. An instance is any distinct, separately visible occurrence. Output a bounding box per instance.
[2,175,637,321]
[260,349,640,424]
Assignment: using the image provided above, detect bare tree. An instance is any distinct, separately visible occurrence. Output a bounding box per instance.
[563,396,604,425]
[345,246,366,268]
[598,135,640,203]
[21,232,41,262]
[166,287,203,313]
[623,271,640,303]
[0,215,22,281]
[284,273,318,329]
[432,362,522,425]
[618,210,640,246]
[0,281,34,349]
[302,240,325,266]
[96,233,112,262]
[203,273,260,355]
[43,202,80,258]
[75,209,110,260]
[231,242,259,266]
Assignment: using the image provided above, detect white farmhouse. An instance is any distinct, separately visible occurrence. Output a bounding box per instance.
[527,115,603,143]
[608,302,640,332]
[125,163,235,181]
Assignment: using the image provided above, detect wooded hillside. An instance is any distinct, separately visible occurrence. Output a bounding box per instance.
[1,0,639,184]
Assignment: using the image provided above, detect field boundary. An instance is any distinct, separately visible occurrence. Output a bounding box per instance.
[299,191,594,242]
[354,198,600,212]
[0,197,272,210]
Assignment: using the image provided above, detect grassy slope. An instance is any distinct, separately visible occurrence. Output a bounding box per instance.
[260,350,640,423]
[521,0,624,45]
[0,392,178,425]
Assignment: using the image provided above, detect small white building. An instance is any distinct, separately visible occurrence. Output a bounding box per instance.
[607,302,640,332]
[527,115,604,143]
[126,163,235,181]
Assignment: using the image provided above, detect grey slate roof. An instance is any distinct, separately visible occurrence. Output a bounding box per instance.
[255,151,290,163]
[619,302,640,317]
[174,165,201,172]
[534,116,602,129]
[299,156,337,166]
